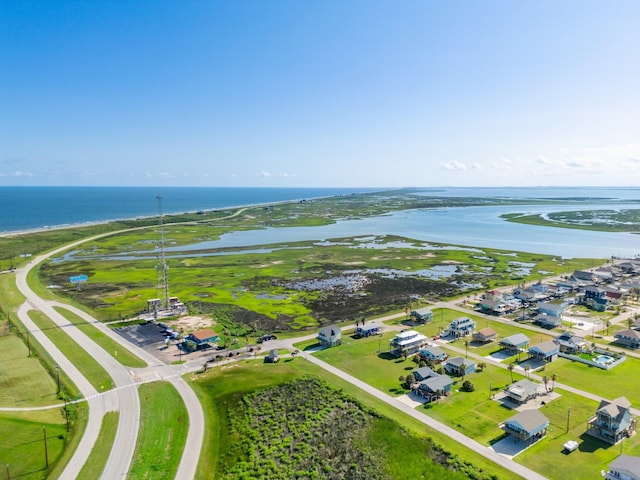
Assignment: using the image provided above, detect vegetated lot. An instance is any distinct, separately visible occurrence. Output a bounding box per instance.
[53,306,147,368]
[0,410,68,480]
[0,323,59,407]
[503,208,640,233]
[28,310,114,392]
[39,224,595,334]
[188,362,509,480]
[77,411,120,479]
[128,381,189,480]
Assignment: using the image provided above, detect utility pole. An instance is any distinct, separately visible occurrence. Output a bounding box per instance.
[55,365,60,395]
[566,407,571,433]
[156,195,170,310]
[43,425,48,468]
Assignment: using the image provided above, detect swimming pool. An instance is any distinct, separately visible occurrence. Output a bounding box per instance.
[594,354,614,365]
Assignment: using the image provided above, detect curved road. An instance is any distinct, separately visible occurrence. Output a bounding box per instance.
[13,234,204,478]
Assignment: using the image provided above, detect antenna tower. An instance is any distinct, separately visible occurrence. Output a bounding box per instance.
[156,195,170,309]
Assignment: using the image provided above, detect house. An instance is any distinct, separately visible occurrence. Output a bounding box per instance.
[605,455,640,480]
[504,379,541,405]
[477,298,509,315]
[536,302,565,319]
[446,317,476,338]
[584,286,608,302]
[444,356,476,377]
[500,410,549,446]
[614,329,640,349]
[317,325,342,347]
[410,307,433,324]
[513,287,542,302]
[554,331,589,354]
[413,366,438,382]
[588,396,636,445]
[555,276,581,291]
[416,375,454,399]
[188,328,219,346]
[418,346,448,363]
[499,333,530,354]
[472,327,497,343]
[533,313,563,328]
[265,349,280,363]
[574,270,597,282]
[528,341,559,363]
[390,330,428,356]
[356,321,382,338]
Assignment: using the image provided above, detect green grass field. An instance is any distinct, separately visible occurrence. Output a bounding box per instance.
[0,326,60,407]
[128,381,189,480]
[53,306,147,367]
[29,310,114,392]
[77,411,120,479]
[0,410,68,480]
[188,360,522,480]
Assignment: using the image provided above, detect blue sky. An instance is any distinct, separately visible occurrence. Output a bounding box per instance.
[1,1,639,187]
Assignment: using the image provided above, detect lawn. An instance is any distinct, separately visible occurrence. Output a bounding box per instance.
[0,325,60,407]
[128,381,189,480]
[53,306,147,368]
[77,411,120,479]
[29,310,114,392]
[0,410,68,480]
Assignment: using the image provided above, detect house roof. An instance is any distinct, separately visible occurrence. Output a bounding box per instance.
[501,333,529,347]
[450,317,475,327]
[507,379,540,398]
[615,329,640,340]
[537,302,565,313]
[319,325,341,337]
[420,375,453,392]
[505,410,549,434]
[609,455,640,478]
[190,329,219,342]
[420,346,446,358]
[598,396,631,422]
[357,322,382,332]
[529,341,559,355]
[474,327,496,338]
[413,366,437,380]
[446,356,476,368]
[412,307,433,317]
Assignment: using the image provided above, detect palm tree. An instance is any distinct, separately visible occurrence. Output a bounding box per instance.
[542,375,549,392]
[508,362,515,383]
[524,364,531,378]
[464,340,469,358]
[477,362,487,372]
[551,373,557,391]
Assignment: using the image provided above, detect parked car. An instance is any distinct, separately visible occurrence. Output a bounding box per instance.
[258,334,277,343]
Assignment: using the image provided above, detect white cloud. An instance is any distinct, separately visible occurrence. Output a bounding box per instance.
[536,155,552,165]
[472,163,483,170]
[440,161,467,171]
[10,171,33,177]
[258,171,272,177]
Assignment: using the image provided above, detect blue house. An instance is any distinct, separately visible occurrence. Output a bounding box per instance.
[412,367,453,400]
[588,397,636,445]
[410,308,433,324]
[317,325,342,347]
[528,341,559,363]
[418,346,448,363]
[499,333,530,353]
[356,322,382,338]
[444,356,476,376]
[413,366,437,381]
[501,410,549,446]
[533,313,562,328]
[537,302,565,319]
[446,317,476,338]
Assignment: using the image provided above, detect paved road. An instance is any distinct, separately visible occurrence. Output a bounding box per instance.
[12,231,205,479]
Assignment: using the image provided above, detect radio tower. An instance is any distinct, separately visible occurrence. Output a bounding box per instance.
[156,195,170,310]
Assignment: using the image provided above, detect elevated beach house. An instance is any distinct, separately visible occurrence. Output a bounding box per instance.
[588,396,636,445]
[390,330,428,356]
[499,333,530,354]
[418,346,448,363]
[355,321,382,338]
[446,317,476,338]
[411,367,453,401]
[605,455,640,480]
[444,356,476,377]
[528,341,559,364]
[410,307,433,324]
[614,329,640,349]
[472,327,497,344]
[500,410,549,446]
[317,325,342,347]
[504,379,541,405]
[554,331,589,354]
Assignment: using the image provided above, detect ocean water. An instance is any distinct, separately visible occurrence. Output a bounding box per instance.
[0,186,379,234]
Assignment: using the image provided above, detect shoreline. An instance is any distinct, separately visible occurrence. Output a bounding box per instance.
[0,189,390,238]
